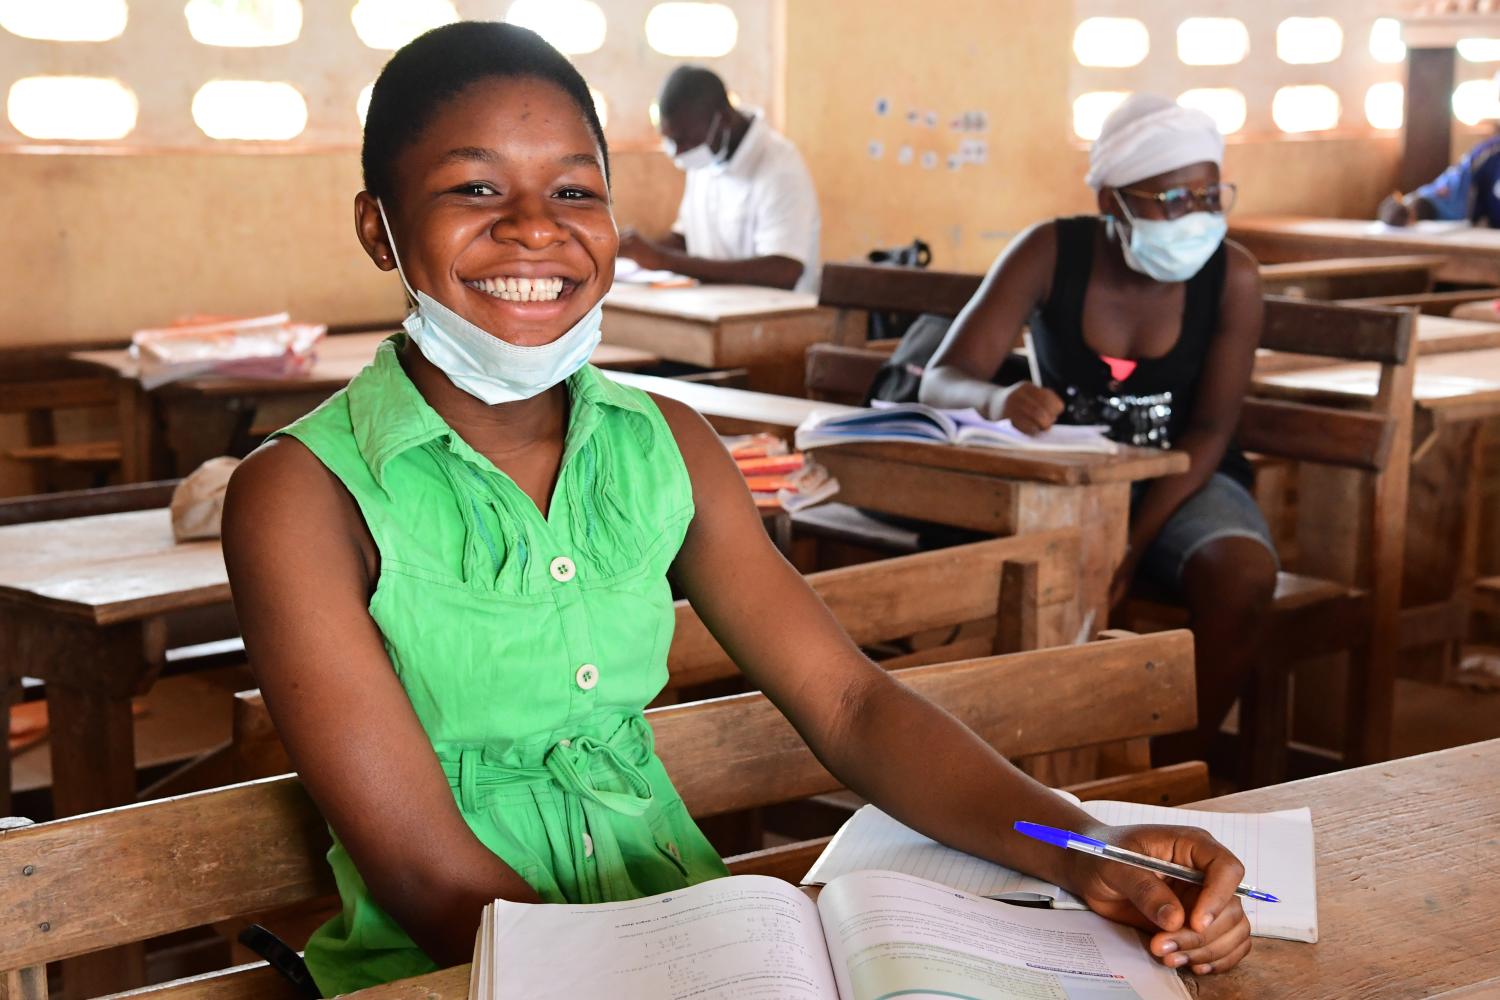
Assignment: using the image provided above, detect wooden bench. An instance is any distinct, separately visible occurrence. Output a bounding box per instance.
[0,347,124,493]
[1342,287,1500,317]
[1126,297,1416,785]
[172,531,1082,799]
[1258,255,1444,300]
[817,261,982,344]
[1,630,1201,999]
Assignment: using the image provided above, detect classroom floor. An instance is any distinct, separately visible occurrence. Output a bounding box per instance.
[1391,646,1500,759]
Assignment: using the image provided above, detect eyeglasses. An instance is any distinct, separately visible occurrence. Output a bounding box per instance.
[1116,182,1238,221]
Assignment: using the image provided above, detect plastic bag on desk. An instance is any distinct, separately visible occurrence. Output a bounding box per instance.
[170,456,241,542]
[131,313,326,389]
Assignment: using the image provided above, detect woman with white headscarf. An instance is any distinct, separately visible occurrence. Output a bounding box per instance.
[921,93,1275,778]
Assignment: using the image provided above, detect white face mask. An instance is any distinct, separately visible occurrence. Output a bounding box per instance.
[1113,193,1227,284]
[665,112,724,172]
[376,198,602,405]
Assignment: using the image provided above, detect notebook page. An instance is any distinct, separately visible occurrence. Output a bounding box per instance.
[1076,801,1319,943]
[802,805,1061,900]
[477,875,838,999]
[818,871,1191,1000]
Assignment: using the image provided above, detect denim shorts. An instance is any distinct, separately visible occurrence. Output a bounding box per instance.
[1132,472,1279,594]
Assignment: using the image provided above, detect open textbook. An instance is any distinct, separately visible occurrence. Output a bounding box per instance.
[804,802,1318,944]
[469,869,1190,1000]
[795,403,1118,454]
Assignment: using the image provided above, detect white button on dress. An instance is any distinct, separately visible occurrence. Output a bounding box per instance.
[575,663,599,690]
[549,556,576,582]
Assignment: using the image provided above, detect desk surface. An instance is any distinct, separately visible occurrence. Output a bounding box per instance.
[1255,346,1500,416]
[1190,739,1500,999]
[603,282,822,322]
[1254,315,1500,375]
[606,373,1186,486]
[70,334,659,396]
[0,509,225,625]
[1232,215,1500,256]
[344,740,1500,1000]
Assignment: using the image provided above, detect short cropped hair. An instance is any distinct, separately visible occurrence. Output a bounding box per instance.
[657,65,729,121]
[361,21,609,203]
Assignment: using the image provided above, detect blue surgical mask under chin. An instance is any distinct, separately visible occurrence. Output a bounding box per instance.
[376,198,603,405]
[1113,198,1227,284]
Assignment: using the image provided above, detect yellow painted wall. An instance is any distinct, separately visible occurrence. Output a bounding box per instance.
[781,0,1403,274]
[0,148,682,349]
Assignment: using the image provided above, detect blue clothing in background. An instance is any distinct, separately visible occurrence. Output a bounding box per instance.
[1414,134,1500,226]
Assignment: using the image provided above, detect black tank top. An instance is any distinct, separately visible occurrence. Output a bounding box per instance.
[1025,216,1252,488]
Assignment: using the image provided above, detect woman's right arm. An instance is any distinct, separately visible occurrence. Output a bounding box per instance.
[222,440,540,968]
[918,221,1063,432]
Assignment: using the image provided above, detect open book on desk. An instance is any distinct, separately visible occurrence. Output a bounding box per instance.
[805,803,1318,944]
[469,869,1190,1000]
[795,402,1118,454]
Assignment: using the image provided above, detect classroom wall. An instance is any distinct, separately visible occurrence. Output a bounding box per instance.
[0,148,683,348]
[0,2,1417,351]
[781,0,1403,274]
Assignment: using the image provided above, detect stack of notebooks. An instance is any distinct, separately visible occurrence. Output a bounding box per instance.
[724,432,839,512]
[467,797,1317,999]
[795,401,1118,454]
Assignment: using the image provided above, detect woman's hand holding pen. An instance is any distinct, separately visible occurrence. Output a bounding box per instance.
[989,382,1065,434]
[1064,823,1252,975]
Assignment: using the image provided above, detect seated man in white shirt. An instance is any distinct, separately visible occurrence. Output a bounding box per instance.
[618,66,822,293]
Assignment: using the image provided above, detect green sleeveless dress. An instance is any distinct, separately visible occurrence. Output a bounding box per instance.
[273,336,730,995]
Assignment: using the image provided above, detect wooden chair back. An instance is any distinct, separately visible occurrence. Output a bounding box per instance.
[1258,255,1443,300]
[1339,287,1500,317]
[0,347,124,492]
[817,263,982,345]
[1241,297,1416,768]
[669,530,1078,689]
[1,630,1197,999]
[0,480,180,528]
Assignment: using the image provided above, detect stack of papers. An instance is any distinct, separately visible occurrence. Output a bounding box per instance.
[795,402,1118,454]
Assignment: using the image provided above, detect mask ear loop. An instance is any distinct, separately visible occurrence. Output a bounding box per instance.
[375,197,419,311]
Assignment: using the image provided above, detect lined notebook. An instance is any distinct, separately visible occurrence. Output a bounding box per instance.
[803,802,1319,943]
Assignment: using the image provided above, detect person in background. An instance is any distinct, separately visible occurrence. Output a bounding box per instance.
[617,65,821,292]
[1378,73,1500,226]
[919,94,1276,765]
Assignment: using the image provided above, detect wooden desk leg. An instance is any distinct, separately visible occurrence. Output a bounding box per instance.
[0,672,19,818]
[1011,481,1138,783]
[32,617,164,997]
[116,379,153,483]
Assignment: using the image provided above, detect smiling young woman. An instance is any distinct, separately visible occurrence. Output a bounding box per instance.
[222,24,1254,996]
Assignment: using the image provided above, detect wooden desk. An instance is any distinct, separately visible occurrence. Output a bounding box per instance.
[73,333,660,481]
[811,441,1187,655]
[1256,348,1500,687]
[1191,739,1500,998]
[610,371,1185,652]
[1254,314,1500,376]
[1231,216,1500,286]
[0,510,225,817]
[602,283,840,395]
[342,740,1500,1000]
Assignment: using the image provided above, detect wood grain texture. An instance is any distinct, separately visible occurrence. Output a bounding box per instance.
[1261,297,1413,365]
[656,631,1195,818]
[1259,255,1440,301]
[814,438,1188,488]
[1231,216,1500,285]
[0,481,179,528]
[0,510,226,624]
[1189,740,1500,999]
[3,632,1194,982]
[667,532,1079,687]
[1237,399,1393,471]
[816,263,982,318]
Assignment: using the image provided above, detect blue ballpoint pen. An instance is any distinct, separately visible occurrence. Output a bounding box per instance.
[1013,821,1279,903]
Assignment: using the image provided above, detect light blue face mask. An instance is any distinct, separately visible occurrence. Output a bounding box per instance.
[1113,193,1227,284]
[376,198,602,405]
